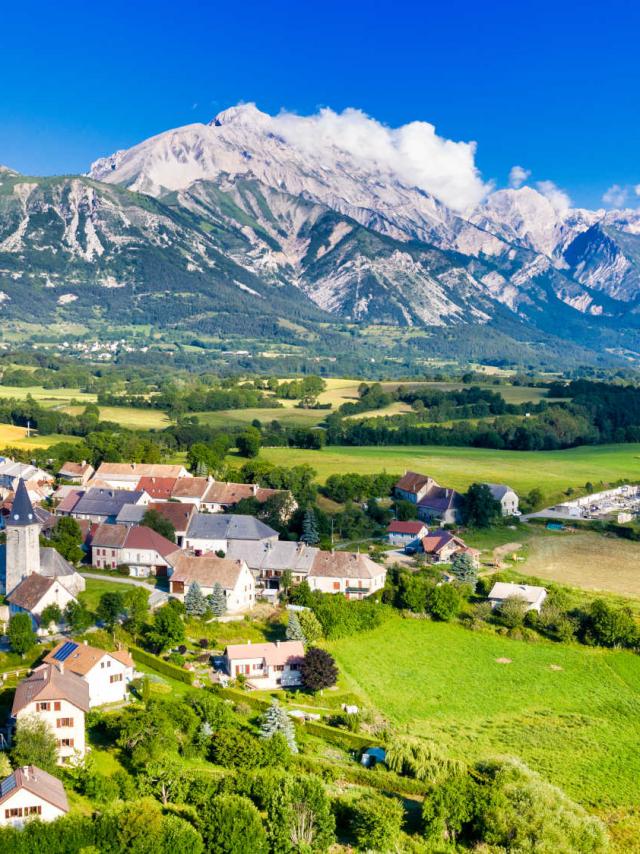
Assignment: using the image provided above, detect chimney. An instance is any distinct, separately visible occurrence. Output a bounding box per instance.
[83,640,88,646]
[57,661,64,674]
[252,484,258,496]
[275,640,280,647]
[81,460,86,466]
[22,766,29,780]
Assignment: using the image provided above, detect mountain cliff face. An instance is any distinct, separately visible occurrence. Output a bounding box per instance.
[1,104,640,359]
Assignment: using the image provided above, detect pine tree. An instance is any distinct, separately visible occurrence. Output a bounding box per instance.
[285,612,306,644]
[185,581,208,617]
[209,582,227,617]
[259,699,298,753]
[302,507,320,545]
[450,551,478,588]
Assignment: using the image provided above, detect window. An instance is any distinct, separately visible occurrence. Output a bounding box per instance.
[101,662,105,669]
[25,805,42,816]
[274,665,284,672]
[58,738,74,748]
[107,661,111,668]
[54,701,61,711]
[36,702,50,711]
[56,718,74,727]
[110,673,122,683]
[5,807,22,818]
[333,582,340,590]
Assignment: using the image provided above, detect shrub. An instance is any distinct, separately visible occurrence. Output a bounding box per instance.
[349,792,404,852]
[426,585,461,621]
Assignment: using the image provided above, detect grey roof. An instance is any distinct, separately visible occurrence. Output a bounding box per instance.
[6,479,37,527]
[187,513,278,542]
[485,483,515,501]
[71,487,145,518]
[116,503,146,525]
[226,540,318,573]
[39,547,76,578]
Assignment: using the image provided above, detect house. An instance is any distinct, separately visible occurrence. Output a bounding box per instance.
[0,481,85,627]
[488,582,547,613]
[92,463,191,491]
[0,460,54,502]
[420,529,479,565]
[307,551,387,599]
[90,523,180,577]
[184,513,278,554]
[485,483,520,516]
[135,476,178,501]
[226,540,319,591]
[201,481,295,518]
[67,487,150,524]
[0,765,69,827]
[43,640,134,707]
[169,553,256,612]
[222,640,304,689]
[56,461,94,486]
[386,520,428,548]
[12,663,90,763]
[115,501,195,547]
[417,486,464,525]
[170,476,212,508]
[394,471,438,504]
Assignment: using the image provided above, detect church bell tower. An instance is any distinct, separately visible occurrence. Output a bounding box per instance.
[1,479,41,596]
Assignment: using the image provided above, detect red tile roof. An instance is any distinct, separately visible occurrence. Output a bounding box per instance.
[136,477,178,500]
[148,501,195,533]
[387,520,425,535]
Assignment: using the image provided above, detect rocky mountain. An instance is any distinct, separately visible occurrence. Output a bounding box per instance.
[1,104,640,363]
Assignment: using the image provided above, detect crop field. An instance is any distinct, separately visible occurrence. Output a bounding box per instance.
[64,405,171,430]
[329,617,640,815]
[0,384,97,406]
[522,531,640,599]
[0,423,80,449]
[196,407,327,428]
[252,443,640,503]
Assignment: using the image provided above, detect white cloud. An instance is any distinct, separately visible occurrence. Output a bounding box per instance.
[602,184,628,208]
[536,180,572,213]
[508,165,531,189]
[271,106,489,212]
[634,184,640,197]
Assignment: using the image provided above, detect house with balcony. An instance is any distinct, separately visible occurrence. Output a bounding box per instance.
[222,640,304,689]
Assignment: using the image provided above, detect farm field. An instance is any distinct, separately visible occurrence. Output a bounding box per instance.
[522,531,640,599]
[0,423,80,449]
[196,406,327,428]
[252,443,640,502]
[329,616,640,815]
[64,405,171,430]
[0,384,97,406]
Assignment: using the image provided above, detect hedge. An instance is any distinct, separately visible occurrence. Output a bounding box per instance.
[302,719,379,750]
[217,687,271,710]
[131,646,194,685]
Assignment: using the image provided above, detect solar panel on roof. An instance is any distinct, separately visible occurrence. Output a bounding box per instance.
[53,641,79,662]
[0,773,16,796]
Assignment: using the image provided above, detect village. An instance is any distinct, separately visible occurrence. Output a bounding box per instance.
[0,453,566,827]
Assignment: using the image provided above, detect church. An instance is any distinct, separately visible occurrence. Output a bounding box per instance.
[0,481,85,628]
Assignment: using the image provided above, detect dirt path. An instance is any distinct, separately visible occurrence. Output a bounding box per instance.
[491,542,523,568]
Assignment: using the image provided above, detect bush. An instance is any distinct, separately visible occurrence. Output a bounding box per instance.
[426,585,461,621]
[349,792,404,852]
[131,647,194,685]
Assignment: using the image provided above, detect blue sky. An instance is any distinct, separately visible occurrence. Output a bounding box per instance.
[1,0,638,208]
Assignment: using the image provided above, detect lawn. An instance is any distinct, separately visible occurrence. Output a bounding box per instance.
[328,616,640,813]
[80,578,144,611]
[249,443,640,504]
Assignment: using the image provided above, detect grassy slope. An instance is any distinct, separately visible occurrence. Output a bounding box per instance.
[329,617,640,811]
[251,443,640,501]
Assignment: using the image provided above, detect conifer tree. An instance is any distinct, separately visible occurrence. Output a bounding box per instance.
[259,699,298,753]
[301,507,320,545]
[184,581,208,617]
[209,582,227,617]
[450,551,478,588]
[285,612,306,644]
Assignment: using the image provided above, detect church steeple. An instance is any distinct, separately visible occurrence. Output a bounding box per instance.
[8,479,37,527]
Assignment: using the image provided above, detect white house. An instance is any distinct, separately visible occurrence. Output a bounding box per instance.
[386,520,428,548]
[7,575,78,632]
[43,640,135,707]
[488,582,547,613]
[485,483,520,516]
[12,663,90,763]
[169,553,256,612]
[223,640,304,689]
[184,513,278,554]
[0,765,69,827]
[307,551,387,599]
[90,523,181,577]
[92,463,191,491]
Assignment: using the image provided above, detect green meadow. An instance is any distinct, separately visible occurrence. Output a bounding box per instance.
[329,616,640,813]
[252,443,640,502]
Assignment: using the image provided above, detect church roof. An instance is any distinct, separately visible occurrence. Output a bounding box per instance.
[7,480,37,527]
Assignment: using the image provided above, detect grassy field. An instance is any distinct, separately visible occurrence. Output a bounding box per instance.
[250,443,640,502]
[329,616,640,814]
[64,405,171,430]
[0,384,97,405]
[196,407,327,428]
[79,578,142,611]
[522,531,640,599]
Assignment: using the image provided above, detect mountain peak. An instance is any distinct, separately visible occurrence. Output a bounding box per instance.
[211,103,270,128]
